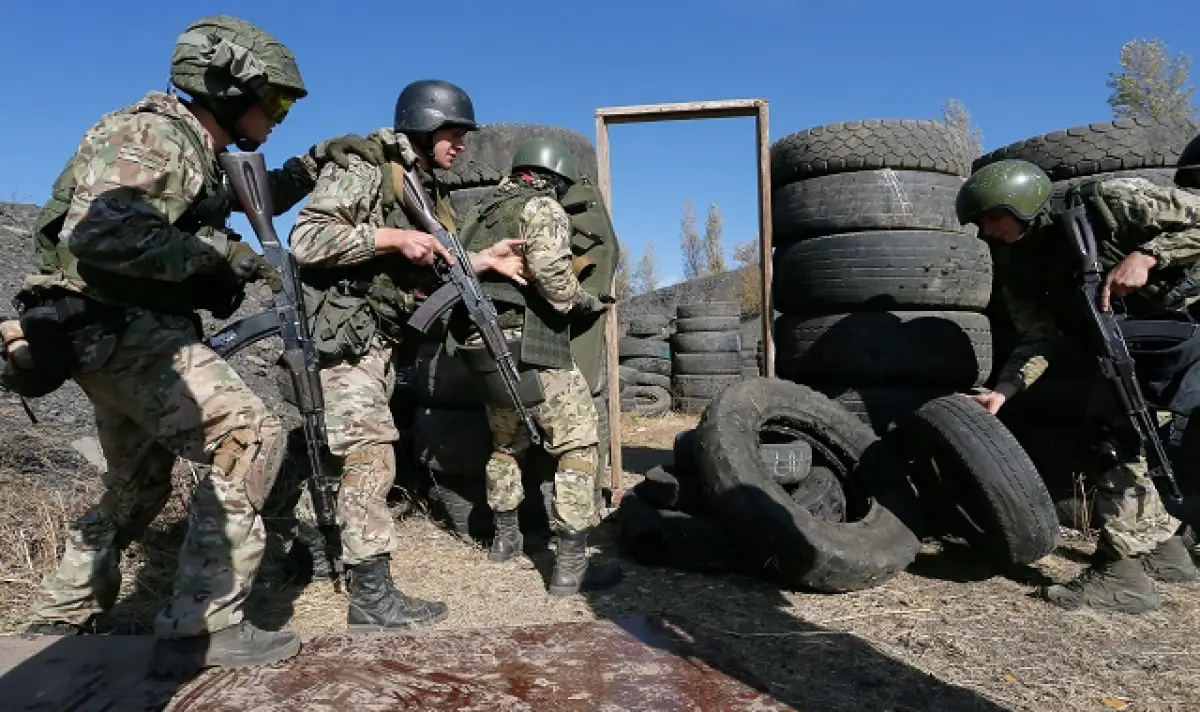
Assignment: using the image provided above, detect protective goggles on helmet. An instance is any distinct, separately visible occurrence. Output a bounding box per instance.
[261,90,296,123]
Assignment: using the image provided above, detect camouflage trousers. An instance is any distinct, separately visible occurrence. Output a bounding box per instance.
[1087,393,1180,559]
[31,309,286,639]
[484,363,600,532]
[315,335,402,566]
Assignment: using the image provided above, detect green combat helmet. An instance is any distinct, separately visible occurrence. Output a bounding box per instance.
[956,159,1053,225]
[169,15,308,150]
[511,137,580,183]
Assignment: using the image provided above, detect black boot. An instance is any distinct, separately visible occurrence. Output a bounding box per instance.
[346,555,448,631]
[549,529,623,597]
[489,509,524,563]
[24,618,98,636]
[151,621,301,677]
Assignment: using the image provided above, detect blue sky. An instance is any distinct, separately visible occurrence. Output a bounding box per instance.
[1,1,1196,286]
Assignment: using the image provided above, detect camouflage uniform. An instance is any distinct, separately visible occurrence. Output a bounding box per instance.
[993,177,1200,559]
[25,90,322,637]
[462,175,604,534]
[290,128,445,567]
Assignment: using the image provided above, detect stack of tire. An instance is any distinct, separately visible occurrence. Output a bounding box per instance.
[670,302,743,414]
[618,314,673,417]
[768,119,994,435]
[968,116,1200,528]
[741,337,761,378]
[434,122,600,220]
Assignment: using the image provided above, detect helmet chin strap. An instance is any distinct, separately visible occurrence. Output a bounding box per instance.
[191,94,260,152]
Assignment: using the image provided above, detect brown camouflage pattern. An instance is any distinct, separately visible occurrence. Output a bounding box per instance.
[32,309,286,637]
[317,336,403,564]
[996,178,1200,391]
[290,127,418,268]
[484,362,600,532]
[24,91,320,302]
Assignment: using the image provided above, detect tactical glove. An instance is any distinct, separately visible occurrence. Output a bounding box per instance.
[309,134,386,171]
[225,242,283,293]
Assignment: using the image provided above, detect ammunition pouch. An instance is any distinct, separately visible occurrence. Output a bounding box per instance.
[0,290,127,398]
[302,281,377,365]
[457,339,546,408]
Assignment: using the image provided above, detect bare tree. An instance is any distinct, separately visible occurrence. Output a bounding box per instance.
[680,197,705,280]
[940,98,984,157]
[1106,38,1197,121]
[614,248,632,302]
[703,203,726,275]
[632,243,660,295]
[732,239,761,315]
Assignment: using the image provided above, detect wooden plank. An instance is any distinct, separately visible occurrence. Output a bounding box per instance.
[594,113,623,497]
[596,99,765,124]
[756,103,775,377]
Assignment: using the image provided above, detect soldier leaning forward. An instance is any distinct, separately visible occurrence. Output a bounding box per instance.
[448,138,623,597]
[1,15,379,672]
[957,159,1200,614]
[288,79,528,630]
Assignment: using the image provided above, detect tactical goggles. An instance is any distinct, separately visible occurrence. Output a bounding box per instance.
[262,91,296,123]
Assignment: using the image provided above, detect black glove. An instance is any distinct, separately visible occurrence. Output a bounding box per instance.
[226,242,283,293]
[310,134,386,171]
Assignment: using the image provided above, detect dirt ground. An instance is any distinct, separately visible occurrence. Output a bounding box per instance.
[2,411,1199,711]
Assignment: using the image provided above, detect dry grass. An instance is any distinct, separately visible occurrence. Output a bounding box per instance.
[3,412,1200,710]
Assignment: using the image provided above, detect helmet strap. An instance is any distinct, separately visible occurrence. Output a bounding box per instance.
[189,93,261,151]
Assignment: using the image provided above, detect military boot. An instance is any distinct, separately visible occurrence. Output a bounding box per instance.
[346,554,448,631]
[1039,555,1163,614]
[151,621,301,677]
[489,509,524,563]
[548,529,623,597]
[1142,536,1199,583]
[23,618,98,636]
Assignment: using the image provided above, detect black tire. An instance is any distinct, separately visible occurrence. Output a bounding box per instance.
[413,342,482,410]
[635,371,671,389]
[676,426,815,488]
[674,396,713,415]
[618,365,640,389]
[899,395,1059,568]
[446,185,494,223]
[674,428,698,474]
[675,316,740,333]
[626,314,670,338]
[774,170,968,243]
[971,117,1200,180]
[623,384,671,417]
[672,352,741,376]
[790,466,848,523]
[671,331,741,353]
[434,123,598,188]
[677,302,739,319]
[615,491,752,574]
[814,384,953,436]
[633,464,704,513]
[619,356,671,377]
[672,374,741,400]
[1179,133,1200,188]
[772,231,993,313]
[412,407,493,475]
[695,378,921,592]
[619,337,671,360]
[771,119,976,186]
[774,311,993,388]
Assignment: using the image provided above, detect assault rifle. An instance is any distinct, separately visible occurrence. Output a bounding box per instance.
[399,164,542,446]
[217,150,345,590]
[1057,202,1198,526]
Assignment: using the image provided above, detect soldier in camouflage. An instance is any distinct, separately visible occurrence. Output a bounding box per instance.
[957,159,1200,614]
[288,79,528,630]
[10,15,381,672]
[451,137,622,597]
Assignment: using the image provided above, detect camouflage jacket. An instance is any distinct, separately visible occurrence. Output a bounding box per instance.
[290,127,453,269]
[23,90,321,306]
[994,177,1200,397]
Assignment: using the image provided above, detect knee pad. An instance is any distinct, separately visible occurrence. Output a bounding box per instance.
[213,416,286,511]
[558,446,598,476]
